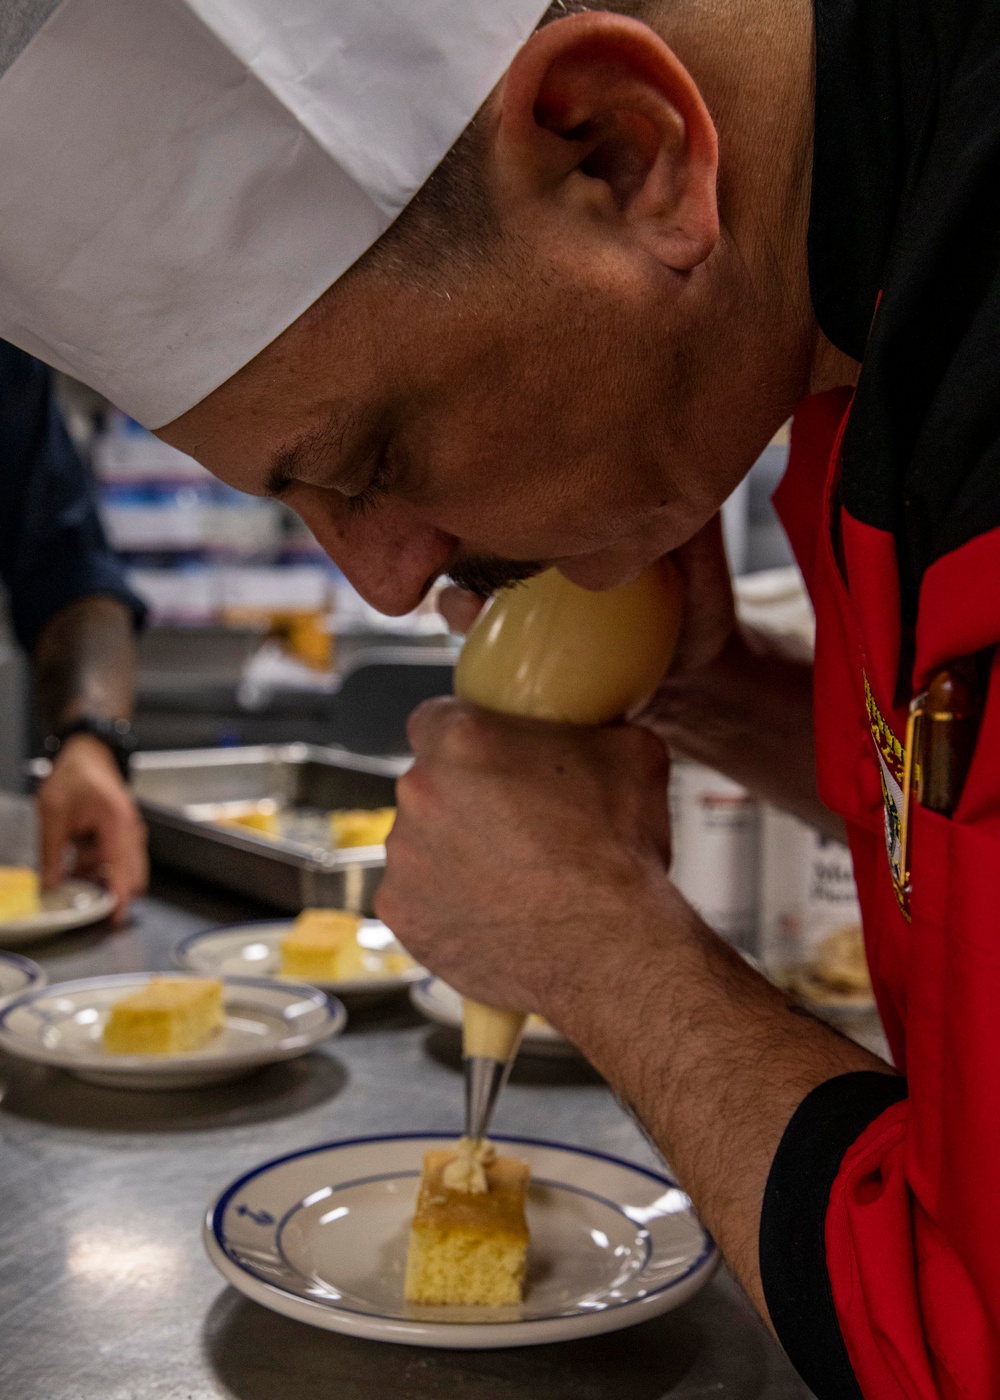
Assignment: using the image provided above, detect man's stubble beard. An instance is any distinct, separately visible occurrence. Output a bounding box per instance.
[446,553,546,598]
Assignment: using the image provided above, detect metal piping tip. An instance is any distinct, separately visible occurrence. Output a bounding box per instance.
[464,1055,513,1143]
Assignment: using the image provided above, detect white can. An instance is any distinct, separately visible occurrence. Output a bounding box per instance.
[669,761,759,951]
[760,808,861,966]
[760,806,889,1056]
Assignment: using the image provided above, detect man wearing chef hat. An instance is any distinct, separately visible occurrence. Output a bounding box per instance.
[2,1,997,1394]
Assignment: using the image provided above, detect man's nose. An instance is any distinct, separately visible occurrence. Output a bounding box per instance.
[291,487,458,616]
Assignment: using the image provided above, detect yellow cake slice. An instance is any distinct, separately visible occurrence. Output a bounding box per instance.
[102,978,225,1055]
[787,923,873,1008]
[221,808,282,838]
[279,908,366,981]
[814,922,871,993]
[0,867,40,919]
[404,1143,530,1307]
[225,806,280,834]
[330,807,396,849]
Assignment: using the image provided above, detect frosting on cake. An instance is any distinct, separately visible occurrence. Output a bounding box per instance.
[441,1137,496,1194]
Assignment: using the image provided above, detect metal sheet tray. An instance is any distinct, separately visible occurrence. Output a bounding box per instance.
[131,744,408,914]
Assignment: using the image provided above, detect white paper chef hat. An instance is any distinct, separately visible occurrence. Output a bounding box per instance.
[0,0,550,427]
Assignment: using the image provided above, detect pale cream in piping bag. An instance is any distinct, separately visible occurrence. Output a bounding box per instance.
[454,562,685,1103]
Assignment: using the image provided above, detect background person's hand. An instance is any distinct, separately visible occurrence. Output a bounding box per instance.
[375,697,674,1020]
[37,734,148,926]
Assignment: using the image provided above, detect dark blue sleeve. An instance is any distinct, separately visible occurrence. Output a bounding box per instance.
[0,341,146,653]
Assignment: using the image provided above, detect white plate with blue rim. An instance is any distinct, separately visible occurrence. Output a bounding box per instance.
[0,879,116,946]
[0,950,45,1006]
[204,1133,718,1348]
[174,919,423,1000]
[0,973,345,1090]
[409,977,579,1059]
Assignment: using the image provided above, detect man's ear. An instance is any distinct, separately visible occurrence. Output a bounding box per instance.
[494,11,719,271]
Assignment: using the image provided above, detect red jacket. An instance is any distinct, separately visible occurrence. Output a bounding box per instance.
[759,389,1000,1400]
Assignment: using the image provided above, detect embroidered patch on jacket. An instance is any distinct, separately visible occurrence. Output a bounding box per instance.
[864,674,909,917]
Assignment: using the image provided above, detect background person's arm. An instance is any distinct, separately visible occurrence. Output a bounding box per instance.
[33,595,147,920]
[0,339,148,921]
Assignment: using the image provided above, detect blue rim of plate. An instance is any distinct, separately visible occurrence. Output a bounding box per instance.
[272,1169,655,1304]
[210,1132,717,1324]
[0,950,45,994]
[0,973,345,1060]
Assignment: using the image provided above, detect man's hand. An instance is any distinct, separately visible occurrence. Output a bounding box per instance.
[376,698,672,1017]
[440,519,835,830]
[650,514,736,679]
[635,519,843,835]
[38,733,148,925]
[377,692,889,1331]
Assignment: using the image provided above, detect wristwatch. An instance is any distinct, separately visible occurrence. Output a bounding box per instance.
[44,717,137,782]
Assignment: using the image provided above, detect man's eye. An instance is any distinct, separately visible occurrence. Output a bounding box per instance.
[346,453,392,517]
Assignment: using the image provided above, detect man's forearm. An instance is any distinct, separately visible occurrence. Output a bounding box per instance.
[646,626,845,840]
[383,693,890,1331]
[551,886,891,1324]
[32,596,136,733]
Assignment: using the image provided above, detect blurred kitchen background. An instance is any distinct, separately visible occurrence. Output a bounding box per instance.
[0,377,797,783]
[3,379,865,1018]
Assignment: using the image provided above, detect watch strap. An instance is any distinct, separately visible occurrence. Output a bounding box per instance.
[45,717,136,781]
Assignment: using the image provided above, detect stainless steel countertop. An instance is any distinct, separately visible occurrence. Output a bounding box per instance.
[0,798,813,1400]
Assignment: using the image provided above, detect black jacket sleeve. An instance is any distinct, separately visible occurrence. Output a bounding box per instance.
[0,340,145,652]
[759,1071,910,1400]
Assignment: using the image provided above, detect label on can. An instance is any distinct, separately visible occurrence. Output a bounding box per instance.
[760,806,868,1005]
[669,761,759,950]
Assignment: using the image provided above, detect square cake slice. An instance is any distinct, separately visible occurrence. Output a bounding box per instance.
[279,908,365,981]
[0,867,39,919]
[404,1148,530,1307]
[102,978,224,1055]
[329,807,396,849]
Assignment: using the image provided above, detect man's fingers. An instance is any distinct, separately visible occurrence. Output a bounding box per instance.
[36,742,149,924]
[64,800,148,924]
[438,586,485,636]
[38,791,70,889]
[405,695,466,754]
[664,517,737,675]
[95,811,149,924]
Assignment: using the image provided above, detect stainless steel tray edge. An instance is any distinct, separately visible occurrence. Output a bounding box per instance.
[133,744,407,914]
[132,741,411,778]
